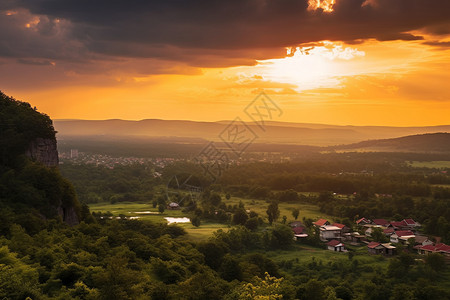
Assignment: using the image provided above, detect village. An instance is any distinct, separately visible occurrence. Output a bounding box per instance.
[290,217,450,260]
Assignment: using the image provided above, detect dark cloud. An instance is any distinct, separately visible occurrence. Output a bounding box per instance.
[17,58,54,65]
[1,0,449,68]
[423,41,450,48]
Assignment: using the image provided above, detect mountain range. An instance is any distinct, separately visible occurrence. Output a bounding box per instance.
[54,119,450,147]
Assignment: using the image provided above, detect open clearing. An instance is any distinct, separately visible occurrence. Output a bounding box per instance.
[88,196,332,240]
[408,161,450,169]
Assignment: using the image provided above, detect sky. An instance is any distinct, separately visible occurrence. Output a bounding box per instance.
[0,0,449,126]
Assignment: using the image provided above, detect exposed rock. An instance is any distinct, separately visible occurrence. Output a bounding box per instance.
[26,137,59,167]
[27,137,80,225]
[57,204,79,226]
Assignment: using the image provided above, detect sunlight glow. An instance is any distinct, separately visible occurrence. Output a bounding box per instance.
[250,41,365,91]
[5,10,17,16]
[308,0,336,13]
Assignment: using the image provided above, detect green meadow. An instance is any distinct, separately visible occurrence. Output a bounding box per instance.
[88,196,333,241]
[408,161,450,169]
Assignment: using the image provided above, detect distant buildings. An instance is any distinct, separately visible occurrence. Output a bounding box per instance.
[289,221,308,240]
[367,242,396,255]
[320,225,343,241]
[70,149,78,158]
[327,240,346,252]
[416,243,450,259]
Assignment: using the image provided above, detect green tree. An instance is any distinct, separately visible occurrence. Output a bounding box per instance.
[177,270,229,300]
[390,284,414,300]
[220,255,242,282]
[302,279,325,300]
[232,208,249,225]
[245,217,259,231]
[266,201,280,225]
[292,208,300,220]
[371,227,388,243]
[191,216,201,227]
[232,272,284,300]
[425,253,446,273]
[270,225,294,249]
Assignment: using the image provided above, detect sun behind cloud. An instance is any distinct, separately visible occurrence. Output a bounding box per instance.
[308,0,337,12]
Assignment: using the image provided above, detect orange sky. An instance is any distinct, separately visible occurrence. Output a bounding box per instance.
[1,0,449,126]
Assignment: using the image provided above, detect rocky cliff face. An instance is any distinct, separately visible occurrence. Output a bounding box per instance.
[57,205,79,226]
[26,138,79,225]
[26,137,59,167]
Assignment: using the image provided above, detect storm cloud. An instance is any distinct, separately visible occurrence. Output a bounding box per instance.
[1,0,449,68]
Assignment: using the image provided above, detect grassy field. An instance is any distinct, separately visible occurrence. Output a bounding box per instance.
[227,196,335,223]
[88,196,332,241]
[88,202,229,240]
[408,161,450,169]
[264,243,390,272]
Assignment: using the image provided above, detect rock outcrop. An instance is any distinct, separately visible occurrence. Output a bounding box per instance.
[1,91,81,226]
[57,205,79,226]
[26,137,59,167]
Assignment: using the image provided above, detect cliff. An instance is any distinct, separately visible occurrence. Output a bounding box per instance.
[0,91,80,226]
[26,137,59,167]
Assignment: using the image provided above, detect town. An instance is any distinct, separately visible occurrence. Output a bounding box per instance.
[291,217,450,260]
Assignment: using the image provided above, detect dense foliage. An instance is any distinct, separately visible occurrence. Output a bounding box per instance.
[1,216,449,299]
[0,91,56,167]
[0,92,82,232]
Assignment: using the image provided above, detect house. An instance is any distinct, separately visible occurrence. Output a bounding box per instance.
[168,202,180,209]
[403,219,421,228]
[372,219,390,227]
[390,230,415,244]
[292,226,308,240]
[414,235,433,247]
[383,228,395,236]
[389,220,409,230]
[356,217,371,226]
[313,219,329,227]
[327,240,346,252]
[417,243,450,256]
[348,232,366,244]
[367,242,396,255]
[319,225,342,241]
[332,223,350,233]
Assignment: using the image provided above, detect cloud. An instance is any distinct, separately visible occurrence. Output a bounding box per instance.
[17,58,55,65]
[423,41,450,48]
[0,1,448,67]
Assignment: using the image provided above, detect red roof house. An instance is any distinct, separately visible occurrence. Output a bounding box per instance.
[292,227,305,235]
[367,242,396,255]
[395,230,415,237]
[390,220,408,230]
[313,219,329,227]
[417,243,450,257]
[372,219,389,226]
[356,217,371,225]
[390,230,415,243]
[327,240,345,252]
[383,228,395,235]
[403,219,421,228]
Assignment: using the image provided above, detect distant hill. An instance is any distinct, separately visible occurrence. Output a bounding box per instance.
[54,119,450,147]
[330,133,450,153]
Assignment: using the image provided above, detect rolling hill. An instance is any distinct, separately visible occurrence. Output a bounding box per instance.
[54,119,450,147]
[330,132,450,153]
